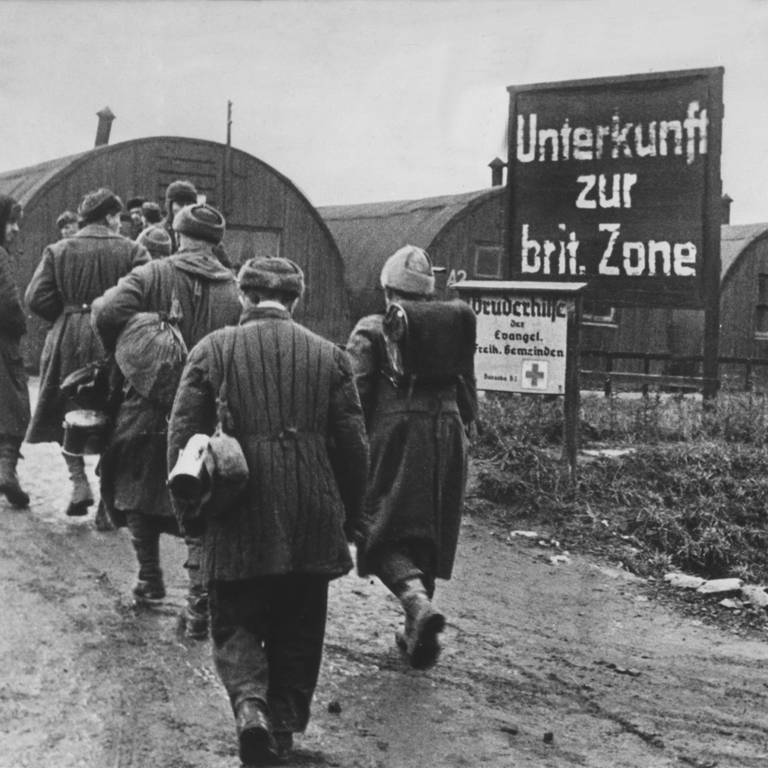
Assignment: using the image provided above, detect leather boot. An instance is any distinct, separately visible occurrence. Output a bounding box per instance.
[180,584,209,640]
[0,437,29,508]
[235,698,277,765]
[395,578,446,669]
[180,536,209,639]
[62,452,94,517]
[131,529,165,604]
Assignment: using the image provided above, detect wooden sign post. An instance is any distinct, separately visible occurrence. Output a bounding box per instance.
[455,280,586,482]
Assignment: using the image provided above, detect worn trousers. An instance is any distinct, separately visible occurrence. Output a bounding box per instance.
[125,511,178,581]
[371,541,436,598]
[210,575,330,734]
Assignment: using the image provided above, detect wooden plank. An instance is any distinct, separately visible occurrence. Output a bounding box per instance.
[579,370,717,389]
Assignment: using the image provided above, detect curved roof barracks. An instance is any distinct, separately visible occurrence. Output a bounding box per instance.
[319,186,506,322]
[0,136,351,368]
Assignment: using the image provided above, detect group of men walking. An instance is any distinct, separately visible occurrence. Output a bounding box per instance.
[0,180,477,765]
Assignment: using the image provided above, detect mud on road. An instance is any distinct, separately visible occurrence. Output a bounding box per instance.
[1,440,768,768]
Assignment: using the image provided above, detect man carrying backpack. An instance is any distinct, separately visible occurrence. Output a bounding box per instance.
[91,203,240,634]
[346,244,477,669]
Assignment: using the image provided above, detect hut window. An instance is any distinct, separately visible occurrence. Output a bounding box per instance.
[582,301,616,326]
[474,245,503,278]
[755,274,768,336]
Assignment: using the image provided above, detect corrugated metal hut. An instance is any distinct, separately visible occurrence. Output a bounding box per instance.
[581,222,768,382]
[0,135,350,368]
[319,187,506,323]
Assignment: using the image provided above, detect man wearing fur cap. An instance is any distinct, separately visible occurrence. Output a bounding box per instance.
[168,256,368,765]
[25,188,150,521]
[346,244,477,669]
[163,180,198,253]
[56,210,79,239]
[92,203,240,636]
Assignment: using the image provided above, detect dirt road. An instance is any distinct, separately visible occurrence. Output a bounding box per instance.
[1,439,767,768]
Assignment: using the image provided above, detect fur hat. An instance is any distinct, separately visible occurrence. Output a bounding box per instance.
[238,257,305,298]
[126,196,145,211]
[165,180,197,214]
[380,245,435,296]
[172,203,225,244]
[141,202,163,224]
[137,225,173,258]
[56,210,78,229]
[77,188,123,224]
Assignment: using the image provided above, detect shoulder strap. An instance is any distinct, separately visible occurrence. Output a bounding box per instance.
[215,328,237,434]
[168,263,183,323]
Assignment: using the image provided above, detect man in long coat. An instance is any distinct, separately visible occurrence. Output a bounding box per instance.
[92,203,240,634]
[0,194,30,508]
[346,244,477,669]
[25,188,149,518]
[167,256,368,765]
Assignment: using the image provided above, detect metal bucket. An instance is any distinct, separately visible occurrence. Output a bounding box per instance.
[62,409,110,455]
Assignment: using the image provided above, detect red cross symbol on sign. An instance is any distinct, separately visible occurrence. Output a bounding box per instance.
[524,362,546,387]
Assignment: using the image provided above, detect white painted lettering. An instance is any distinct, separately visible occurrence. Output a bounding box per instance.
[598,223,621,275]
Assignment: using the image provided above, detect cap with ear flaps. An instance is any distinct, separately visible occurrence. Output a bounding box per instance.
[380,245,435,296]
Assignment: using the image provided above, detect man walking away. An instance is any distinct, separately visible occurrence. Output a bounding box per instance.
[92,203,240,632]
[0,195,30,507]
[346,244,477,669]
[25,188,149,520]
[168,256,368,765]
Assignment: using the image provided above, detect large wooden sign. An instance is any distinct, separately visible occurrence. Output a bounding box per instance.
[507,68,723,309]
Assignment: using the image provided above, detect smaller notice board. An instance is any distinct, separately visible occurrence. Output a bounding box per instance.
[455,280,586,394]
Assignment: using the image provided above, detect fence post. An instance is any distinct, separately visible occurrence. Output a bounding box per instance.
[745,360,753,392]
[642,356,650,399]
[604,355,612,398]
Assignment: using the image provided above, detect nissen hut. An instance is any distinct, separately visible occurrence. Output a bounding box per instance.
[0,115,350,368]
[319,184,506,323]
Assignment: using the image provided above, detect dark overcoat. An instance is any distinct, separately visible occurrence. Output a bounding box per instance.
[167,304,369,583]
[92,247,241,525]
[0,246,29,439]
[25,225,150,443]
[346,314,476,581]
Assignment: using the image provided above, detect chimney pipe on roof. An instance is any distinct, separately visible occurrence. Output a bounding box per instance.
[95,106,115,147]
[489,157,506,187]
[721,193,733,225]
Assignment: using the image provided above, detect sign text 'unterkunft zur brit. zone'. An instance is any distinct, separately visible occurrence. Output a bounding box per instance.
[507,68,723,308]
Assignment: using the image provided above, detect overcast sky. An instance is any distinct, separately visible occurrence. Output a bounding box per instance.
[1,0,766,222]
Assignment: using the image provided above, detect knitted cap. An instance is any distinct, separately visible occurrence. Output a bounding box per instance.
[238,257,305,298]
[56,210,78,229]
[137,225,173,258]
[141,201,163,224]
[380,245,435,296]
[172,203,225,245]
[165,180,198,214]
[77,188,123,224]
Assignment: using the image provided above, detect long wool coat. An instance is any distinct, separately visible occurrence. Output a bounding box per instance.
[167,304,369,583]
[0,246,30,439]
[25,225,150,444]
[92,247,241,525]
[346,314,476,581]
